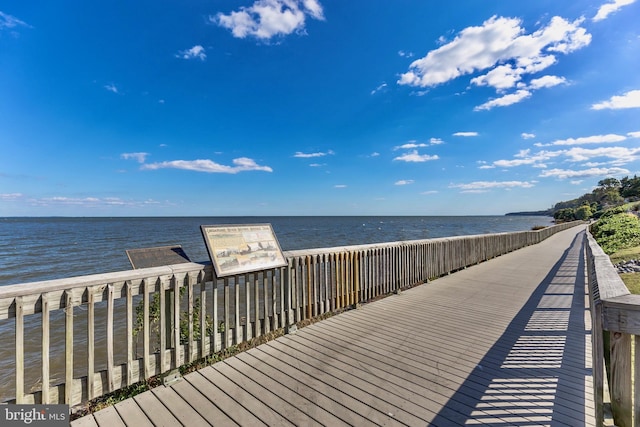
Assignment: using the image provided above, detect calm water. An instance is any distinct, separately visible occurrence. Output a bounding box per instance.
[0,216,554,286]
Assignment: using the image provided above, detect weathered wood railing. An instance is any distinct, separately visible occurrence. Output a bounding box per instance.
[586,231,640,427]
[0,221,582,407]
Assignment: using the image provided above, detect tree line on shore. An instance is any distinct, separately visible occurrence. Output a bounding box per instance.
[552,175,640,222]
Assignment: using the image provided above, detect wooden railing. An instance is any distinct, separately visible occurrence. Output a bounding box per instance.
[0,221,582,407]
[585,231,640,427]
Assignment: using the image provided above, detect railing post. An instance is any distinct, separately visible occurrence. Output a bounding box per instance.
[285,259,295,333]
[592,300,605,427]
[610,331,632,426]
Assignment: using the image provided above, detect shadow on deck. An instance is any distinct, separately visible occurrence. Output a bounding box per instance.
[429,231,593,426]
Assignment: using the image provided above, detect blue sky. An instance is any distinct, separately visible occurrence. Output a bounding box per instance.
[1,0,639,216]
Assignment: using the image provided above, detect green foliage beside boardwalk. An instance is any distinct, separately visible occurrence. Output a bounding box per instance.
[590,203,640,295]
[590,212,640,254]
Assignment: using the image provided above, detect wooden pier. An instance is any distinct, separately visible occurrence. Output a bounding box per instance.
[72,226,595,426]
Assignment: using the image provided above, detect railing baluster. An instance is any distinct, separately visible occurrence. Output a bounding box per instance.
[106,284,115,392]
[41,293,50,404]
[87,289,95,400]
[224,277,230,348]
[200,272,207,359]
[173,275,181,367]
[235,276,241,345]
[187,274,194,363]
[263,271,269,334]
[126,282,133,386]
[15,296,24,404]
[143,280,150,380]
[159,278,166,372]
[254,273,259,338]
[245,274,251,340]
[64,290,74,405]
[213,278,219,353]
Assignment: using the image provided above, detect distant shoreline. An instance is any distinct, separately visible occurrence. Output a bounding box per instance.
[505,211,553,217]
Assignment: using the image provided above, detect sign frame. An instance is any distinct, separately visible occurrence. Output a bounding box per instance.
[200,223,287,277]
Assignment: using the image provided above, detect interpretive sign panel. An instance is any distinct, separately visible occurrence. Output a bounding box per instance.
[126,245,191,269]
[200,224,287,277]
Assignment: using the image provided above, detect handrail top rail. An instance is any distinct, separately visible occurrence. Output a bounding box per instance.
[282,227,560,257]
[585,231,630,302]
[0,261,214,300]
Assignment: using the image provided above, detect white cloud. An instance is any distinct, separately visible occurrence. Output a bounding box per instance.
[393,151,439,162]
[540,133,628,146]
[0,11,31,31]
[371,82,388,95]
[563,146,640,162]
[592,89,640,110]
[493,150,560,168]
[421,190,438,195]
[104,84,119,94]
[0,193,22,200]
[430,138,444,145]
[177,45,206,61]
[593,0,636,22]
[395,180,414,185]
[33,196,161,208]
[334,184,347,188]
[521,133,536,139]
[471,64,523,90]
[570,180,583,185]
[453,132,478,137]
[142,157,273,173]
[528,75,567,89]
[294,150,334,158]
[398,15,590,89]
[628,131,640,138]
[394,142,428,150]
[121,152,149,163]
[487,143,640,171]
[474,89,532,111]
[450,180,536,192]
[540,167,630,179]
[213,0,324,40]
[398,50,414,58]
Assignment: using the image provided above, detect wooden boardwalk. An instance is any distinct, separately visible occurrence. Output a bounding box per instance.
[72,226,594,426]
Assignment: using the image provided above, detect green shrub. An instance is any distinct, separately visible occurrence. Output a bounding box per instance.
[591,212,640,254]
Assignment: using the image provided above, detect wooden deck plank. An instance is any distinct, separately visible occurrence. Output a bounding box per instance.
[172,375,238,426]
[269,333,478,425]
[198,366,294,427]
[132,388,182,426]
[234,349,371,426]
[211,359,337,426]
[71,414,100,427]
[282,328,499,416]
[151,386,211,427]
[92,405,126,427]
[183,371,264,427]
[306,304,587,398]
[223,353,350,426]
[257,340,433,426]
[243,345,398,425]
[113,398,154,427]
